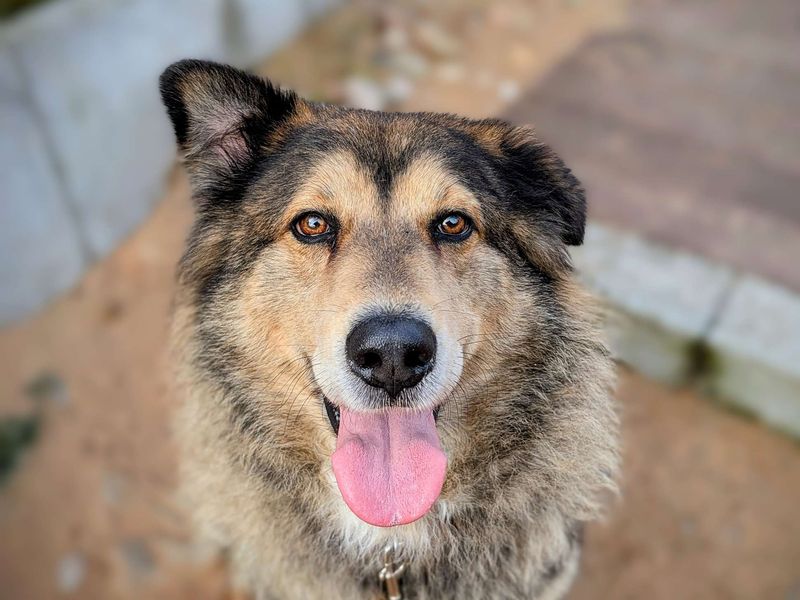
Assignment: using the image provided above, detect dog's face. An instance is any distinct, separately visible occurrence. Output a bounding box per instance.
[162,61,603,539]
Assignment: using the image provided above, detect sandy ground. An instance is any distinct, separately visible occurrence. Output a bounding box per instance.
[1,1,799,598]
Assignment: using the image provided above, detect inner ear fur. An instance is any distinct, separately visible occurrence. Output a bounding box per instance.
[159,59,306,194]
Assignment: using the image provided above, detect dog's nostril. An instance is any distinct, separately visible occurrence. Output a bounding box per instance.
[357,351,382,370]
[404,347,431,369]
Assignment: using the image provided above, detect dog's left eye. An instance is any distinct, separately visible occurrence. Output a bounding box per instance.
[293,212,334,242]
[433,213,473,241]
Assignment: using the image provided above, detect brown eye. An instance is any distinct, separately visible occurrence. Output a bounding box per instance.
[293,213,333,241]
[434,213,473,241]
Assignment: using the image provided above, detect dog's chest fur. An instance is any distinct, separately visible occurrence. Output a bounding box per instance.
[177,383,597,600]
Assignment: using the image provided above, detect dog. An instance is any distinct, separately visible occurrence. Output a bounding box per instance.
[160,59,618,600]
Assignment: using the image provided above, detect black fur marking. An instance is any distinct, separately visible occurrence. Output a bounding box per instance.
[160,59,298,147]
[497,135,586,246]
[159,63,193,146]
[159,59,299,203]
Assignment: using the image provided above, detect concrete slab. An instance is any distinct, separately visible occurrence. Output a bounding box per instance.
[572,224,734,383]
[706,277,800,436]
[10,0,229,258]
[574,223,800,437]
[0,53,84,322]
[0,0,338,324]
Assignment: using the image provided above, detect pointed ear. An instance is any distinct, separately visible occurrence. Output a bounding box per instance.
[159,59,305,196]
[498,126,586,247]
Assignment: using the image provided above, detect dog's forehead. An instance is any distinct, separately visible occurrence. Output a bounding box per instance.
[278,114,486,220]
[283,148,481,225]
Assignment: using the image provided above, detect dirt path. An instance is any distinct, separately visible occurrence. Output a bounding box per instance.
[1,1,798,598]
[573,375,800,600]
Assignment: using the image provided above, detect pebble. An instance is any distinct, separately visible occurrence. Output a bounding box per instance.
[25,372,68,407]
[342,77,386,111]
[384,75,414,104]
[435,62,466,83]
[391,51,429,78]
[382,25,408,52]
[119,539,156,581]
[497,79,521,103]
[101,471,127,506]
[414,20,460,57]
[56,552,86,593]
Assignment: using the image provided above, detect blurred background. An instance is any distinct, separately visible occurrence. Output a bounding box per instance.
[1,0,799,598]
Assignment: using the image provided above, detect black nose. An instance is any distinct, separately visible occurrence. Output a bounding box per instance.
[346,316,437,398]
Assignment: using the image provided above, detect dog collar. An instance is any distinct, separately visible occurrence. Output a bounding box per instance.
[379,543,406,600]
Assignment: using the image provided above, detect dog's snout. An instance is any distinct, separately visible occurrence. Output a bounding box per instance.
[346,316,436,398]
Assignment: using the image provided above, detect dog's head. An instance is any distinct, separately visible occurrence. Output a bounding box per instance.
[162,61,613,539]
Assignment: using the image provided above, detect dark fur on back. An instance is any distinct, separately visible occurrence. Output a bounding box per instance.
[161,60,617,599]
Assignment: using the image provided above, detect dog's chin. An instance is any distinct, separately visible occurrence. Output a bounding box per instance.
[321,394,448,528]
[326,471,441,557]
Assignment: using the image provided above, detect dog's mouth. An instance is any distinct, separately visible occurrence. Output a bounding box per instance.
[324,397,441,435]
[324,397,341,435]
[323,396,447,528]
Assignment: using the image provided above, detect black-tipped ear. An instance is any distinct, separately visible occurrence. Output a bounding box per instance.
[498,126,586,246]
[159,59,302,194]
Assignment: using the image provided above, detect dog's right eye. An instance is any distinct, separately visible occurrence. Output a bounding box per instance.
[292,213,335,243]
[432,212,474,243]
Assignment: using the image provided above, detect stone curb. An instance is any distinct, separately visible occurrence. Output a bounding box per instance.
[0,0,338,325]
[573,223,800,437]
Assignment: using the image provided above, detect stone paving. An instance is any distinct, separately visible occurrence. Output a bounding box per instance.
[506,0,800,436]
[505,0,800,292]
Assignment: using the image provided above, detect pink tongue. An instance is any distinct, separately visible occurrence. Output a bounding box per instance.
[331,407,447,527]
